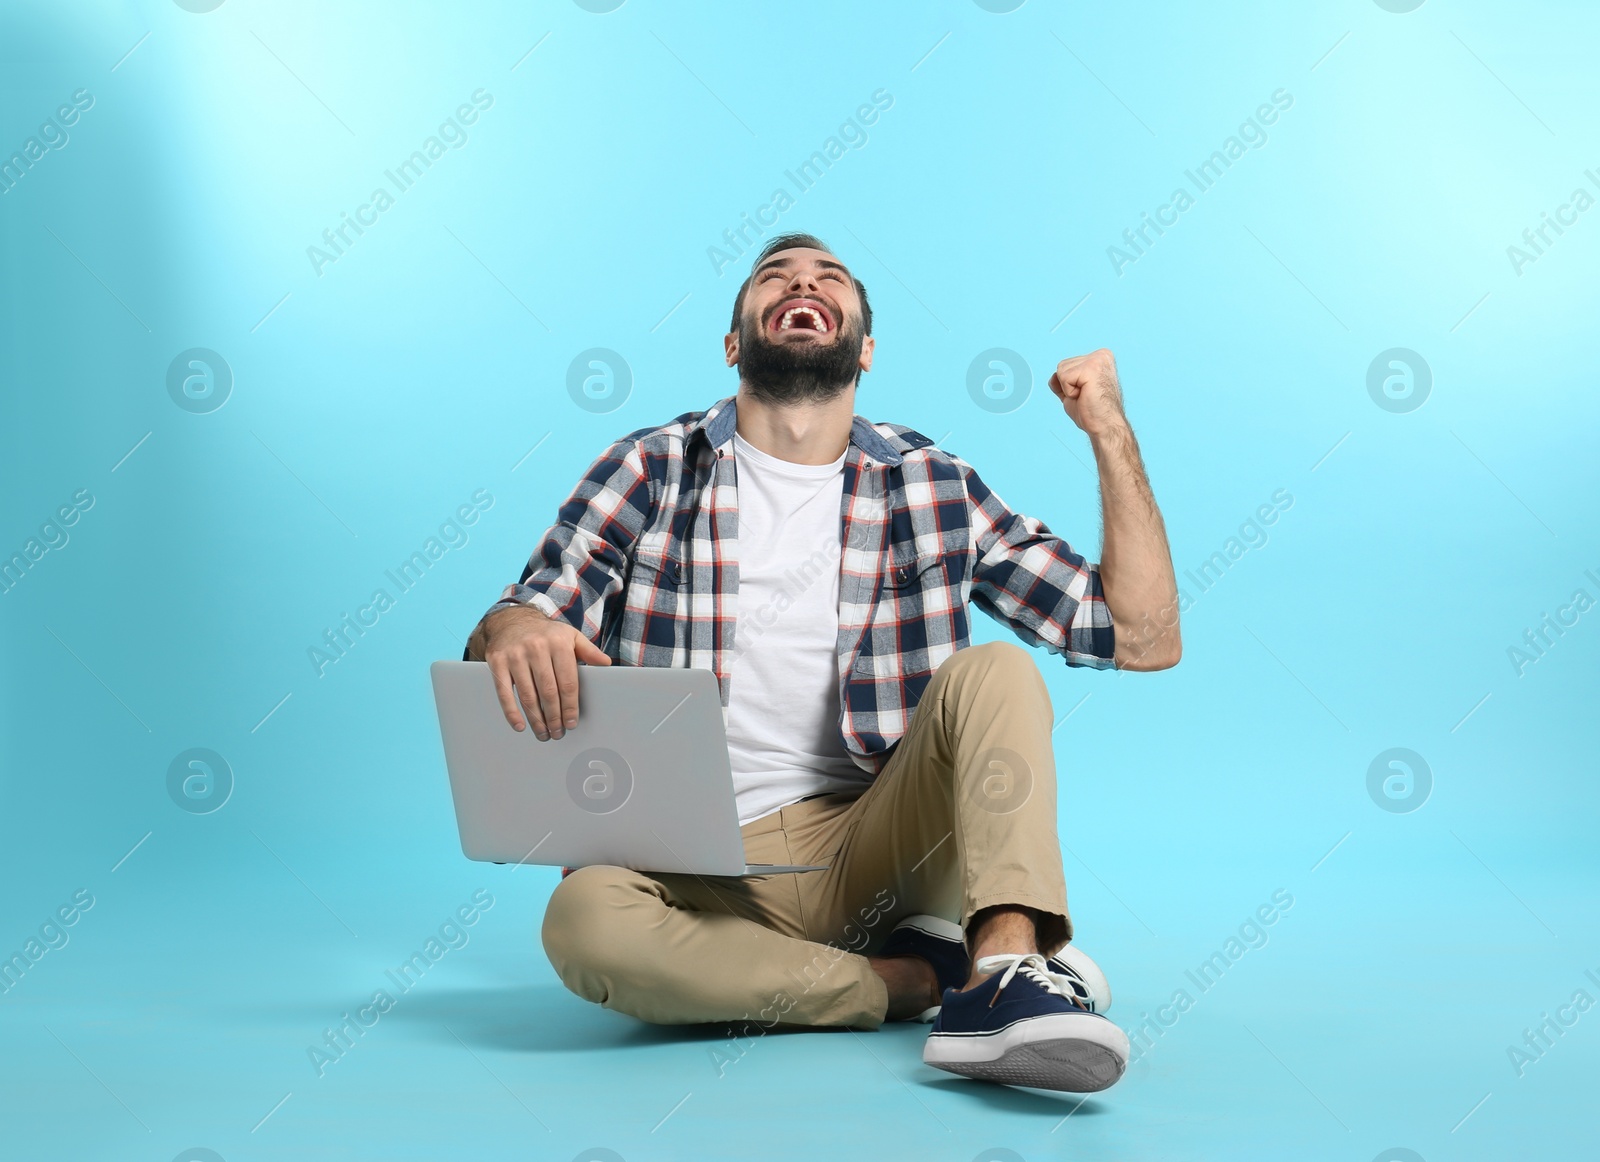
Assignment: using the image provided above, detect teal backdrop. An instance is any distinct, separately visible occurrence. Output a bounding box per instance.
[2,2,1596,1160]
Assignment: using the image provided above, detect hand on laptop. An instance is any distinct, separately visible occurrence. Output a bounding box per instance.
[479,606,611,740]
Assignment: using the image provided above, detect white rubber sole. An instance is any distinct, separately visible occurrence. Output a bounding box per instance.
[924,1013,1130,1092]
[1050,943,1113,1013]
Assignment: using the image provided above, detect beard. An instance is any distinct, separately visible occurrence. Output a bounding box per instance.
[737,307,865,405]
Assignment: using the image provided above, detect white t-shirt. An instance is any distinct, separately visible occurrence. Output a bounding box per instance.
[725,432,870,823]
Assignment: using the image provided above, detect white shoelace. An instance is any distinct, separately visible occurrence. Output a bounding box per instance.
[975,953,1086,1007]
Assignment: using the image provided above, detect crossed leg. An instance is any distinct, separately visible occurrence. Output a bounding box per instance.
[541,641,1072,1029]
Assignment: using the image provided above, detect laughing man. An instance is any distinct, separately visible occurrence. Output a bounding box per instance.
[465,232,1181,1092]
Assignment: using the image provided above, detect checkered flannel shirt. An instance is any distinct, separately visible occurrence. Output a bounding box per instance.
[474,395,1115,773]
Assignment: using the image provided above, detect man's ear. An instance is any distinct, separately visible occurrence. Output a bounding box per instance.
[724,331,739,368]
[857,335,875,375]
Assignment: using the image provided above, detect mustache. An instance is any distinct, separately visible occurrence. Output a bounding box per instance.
[738,310,863,403]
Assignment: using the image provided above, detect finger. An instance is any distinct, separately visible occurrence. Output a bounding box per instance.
[573,635,612,666]
[552,648,581,732]
[527,650,565,740]
[515,656,551,739]
[490,655,527,731]
[1054,363,1087,394]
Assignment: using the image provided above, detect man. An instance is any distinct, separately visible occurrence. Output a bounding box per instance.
[465,232,1180,1093]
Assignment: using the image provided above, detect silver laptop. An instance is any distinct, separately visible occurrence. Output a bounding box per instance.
[430,661,828,877]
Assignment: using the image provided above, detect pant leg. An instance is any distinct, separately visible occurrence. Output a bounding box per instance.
[542,640,1070,1028]
[800,640,1072,955]
[540,806,889,1029]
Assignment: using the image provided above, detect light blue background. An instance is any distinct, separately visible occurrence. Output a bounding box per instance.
[2,1,1597,1160]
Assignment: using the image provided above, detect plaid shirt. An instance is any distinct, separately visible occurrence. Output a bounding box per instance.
[476,395,1114,773]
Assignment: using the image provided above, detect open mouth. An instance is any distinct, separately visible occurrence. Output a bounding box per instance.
[769,299,833,335]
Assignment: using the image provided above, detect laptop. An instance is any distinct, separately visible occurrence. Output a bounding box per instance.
[430,661,828,877]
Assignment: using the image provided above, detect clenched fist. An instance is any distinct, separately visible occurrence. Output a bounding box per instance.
[1048,348,1128,438]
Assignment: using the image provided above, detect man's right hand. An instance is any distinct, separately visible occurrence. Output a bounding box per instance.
[478,605,611,739]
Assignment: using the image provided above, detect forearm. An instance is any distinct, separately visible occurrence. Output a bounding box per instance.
[469,522,625,661]
[1090,422,1181,670]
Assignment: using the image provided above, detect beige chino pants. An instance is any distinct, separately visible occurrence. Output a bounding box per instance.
[541,641,1074,1030]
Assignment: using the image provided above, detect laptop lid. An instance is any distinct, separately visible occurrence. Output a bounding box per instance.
[430,661,752,876]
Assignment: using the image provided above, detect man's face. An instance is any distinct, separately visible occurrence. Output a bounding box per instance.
[725,247,875,404]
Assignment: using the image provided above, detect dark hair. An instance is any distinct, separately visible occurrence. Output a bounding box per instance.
[729,232,872,337]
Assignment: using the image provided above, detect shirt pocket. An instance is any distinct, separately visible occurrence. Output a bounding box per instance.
[618,539,685,662]
[628,541,684,589]
[859,546,967,686]
[884,546,945,591]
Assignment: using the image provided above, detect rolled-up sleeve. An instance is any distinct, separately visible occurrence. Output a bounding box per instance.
[957,457,1115,668]
[473,435,653,647]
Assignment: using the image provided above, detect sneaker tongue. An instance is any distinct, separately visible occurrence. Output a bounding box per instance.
[975,951,1039,969]
[980,952,1084,1004]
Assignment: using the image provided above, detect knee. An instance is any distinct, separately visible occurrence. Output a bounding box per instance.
[943,640,1032,673]
[540,865,638,992]
[935,640,1040,691]
[964,740,1054,816]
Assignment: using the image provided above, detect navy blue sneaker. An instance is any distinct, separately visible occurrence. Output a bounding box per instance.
[878,915,968,1022]
[1047,944,1113,1014]
[923,953,1129,1092]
